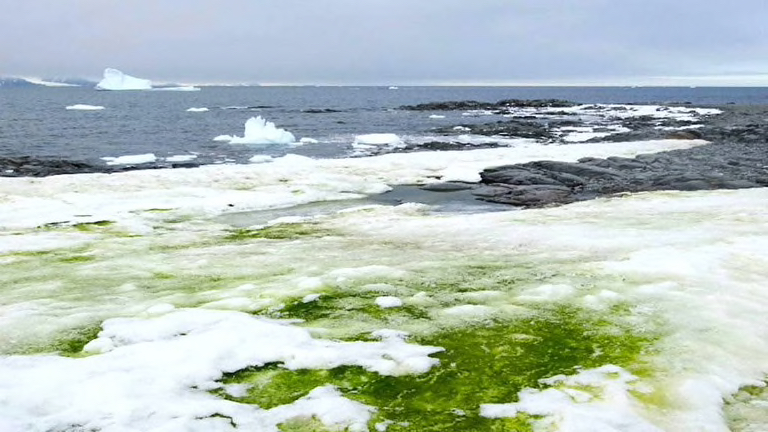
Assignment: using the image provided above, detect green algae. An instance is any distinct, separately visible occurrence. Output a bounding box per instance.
[725,379,768,431]
[11,324,103,357]
[218,304,655,431]
[224,223,334,241]
[276,291,430,323]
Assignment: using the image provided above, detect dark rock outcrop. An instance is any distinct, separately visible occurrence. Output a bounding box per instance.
[473,105,768,207]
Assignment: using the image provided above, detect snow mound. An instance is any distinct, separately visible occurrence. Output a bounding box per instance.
[215,116,296,144]
[95,68,152,91]
[66,104,105,111]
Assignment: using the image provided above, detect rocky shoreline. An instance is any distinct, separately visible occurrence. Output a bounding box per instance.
[2,100,767,209]
[469,104,768,207]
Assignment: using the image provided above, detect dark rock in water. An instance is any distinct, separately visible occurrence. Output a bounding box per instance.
[0,157,103,177]
[302,108,342,113]
[400,99,575,111]
[473,184,575,207]
[666,130,704,140]
[434,119,552,140]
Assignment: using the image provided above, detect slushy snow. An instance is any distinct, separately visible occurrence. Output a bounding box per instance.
[95,68,152,91]
[214,116,296,144]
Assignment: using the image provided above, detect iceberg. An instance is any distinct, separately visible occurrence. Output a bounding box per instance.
[215,116,296,144]
[95,68,152,91]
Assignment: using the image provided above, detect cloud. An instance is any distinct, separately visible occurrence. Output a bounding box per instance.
[1,0,765,85]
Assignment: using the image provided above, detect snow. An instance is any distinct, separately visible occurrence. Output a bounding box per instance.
[3,137,768,430]
[95,68,152,91]
[101,153,157,165]
[214,116,296,144]
[375,296,403,308]
[0,309,439,431]
[65,104,105,110]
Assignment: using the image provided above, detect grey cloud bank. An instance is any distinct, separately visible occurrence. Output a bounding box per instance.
[1,0,766,85]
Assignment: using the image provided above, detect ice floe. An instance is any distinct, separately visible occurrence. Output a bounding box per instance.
[164,154,198,163]
[101,153,157,165]
[186,107,209,112]
[65,104,105,111]
[214,116,296,144]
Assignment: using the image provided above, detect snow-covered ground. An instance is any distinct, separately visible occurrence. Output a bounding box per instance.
[1,137,767,431]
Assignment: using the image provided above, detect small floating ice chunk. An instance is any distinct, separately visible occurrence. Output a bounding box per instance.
[101,153,157,165]
[375,296,403,308]
[300,137,319,144]
[353,133,404,149]
[216,116,296,144]
[65,104,105,110]
[95,68,152,91]
[186,107,209,112]
[164,154,197,162]
[429,114,445,119]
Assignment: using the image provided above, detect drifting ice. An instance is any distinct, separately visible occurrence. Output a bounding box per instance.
[66,104,105,110]
[95,68,152,91]
[214,116,296,144]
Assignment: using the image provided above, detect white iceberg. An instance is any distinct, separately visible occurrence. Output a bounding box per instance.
[65,104,105,111]
[95,68,152,91]
[215,116,296,144]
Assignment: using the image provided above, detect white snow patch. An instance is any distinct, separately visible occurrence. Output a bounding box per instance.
[375,296,403,308]
[0,309,440,431]
[480,365,659,431]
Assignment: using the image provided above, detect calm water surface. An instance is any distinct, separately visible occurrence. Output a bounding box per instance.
[1,86,766,165]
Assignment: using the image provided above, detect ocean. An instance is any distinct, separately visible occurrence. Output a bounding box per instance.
[1,86,768,431]
[1,85,766,164]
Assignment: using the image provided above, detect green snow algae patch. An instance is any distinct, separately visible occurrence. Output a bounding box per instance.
[218,305,656,431]
[224,223,335,241]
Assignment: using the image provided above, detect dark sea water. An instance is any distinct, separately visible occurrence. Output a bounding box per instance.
[1,86,766,165]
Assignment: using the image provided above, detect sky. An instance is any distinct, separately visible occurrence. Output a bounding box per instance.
[0,0,766,86]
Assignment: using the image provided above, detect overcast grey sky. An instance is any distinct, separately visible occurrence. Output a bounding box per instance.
[1,0,766,85]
